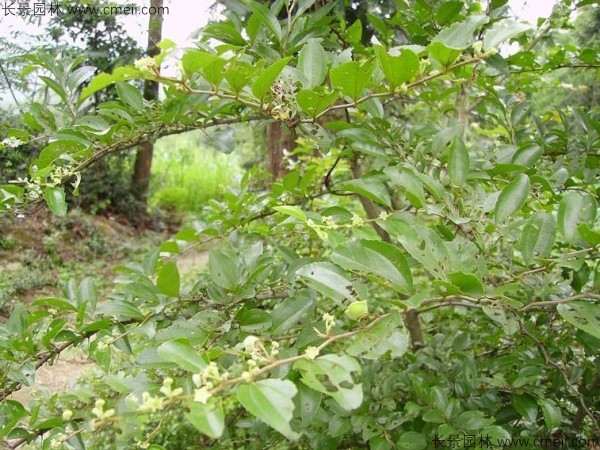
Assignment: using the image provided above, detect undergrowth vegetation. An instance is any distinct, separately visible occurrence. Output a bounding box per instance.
[149,130,243,214]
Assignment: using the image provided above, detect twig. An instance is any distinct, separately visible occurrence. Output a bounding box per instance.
[520,292,600,312]
[0,61,23,114]
[520,323,600,434]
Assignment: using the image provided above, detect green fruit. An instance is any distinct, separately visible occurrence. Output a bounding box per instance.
[344,300,368,320]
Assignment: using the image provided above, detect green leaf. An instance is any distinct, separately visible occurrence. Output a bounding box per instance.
[495,174,530,222]
[512,144,542,167]
[203,23,246,46]
[237,379,299,440]
[80,66,142,102]
[243,0,282,43]
[39,76,68,104]
[453,410,493,431]
[511,395,538,422]
[251,57,292,99]
[448,271,484,296]
[296,262,353,302]
[299,39,328,89]
[331,240,413,294]
[156,339,207,372]
[297,384,321,426]
[116,82,144,111]
[78,277,97,312]
[384,166,426,208]
[557,302,600,339]
[235,308,272,332]
[203,59,228,87]
[344,19,362,44]
[432,15,488,50]
[296,89,339,118]
[96,300,144,320]
[67,65,97,92]
[43,187,67,216]
[480,425,511,441]
[519,212,556,263]
[539,398,562,429]
[157,261,180,298]
[185,399,224,438]
[436,1,464,24]
[294,354,362,411]
[271,291,315,334]
[340,178,391,207]
[428,41,462,66]
[398,432,427,450]
[330,60,375,100]
[557,191,597,244]
[182,51,222,77]
[225,62,260,93]
[209,250,240,291]
[346,312,409,359]
[273,205,307,222]
[375,46,419,89]
[484,21,532,51]
[448,138,470,185]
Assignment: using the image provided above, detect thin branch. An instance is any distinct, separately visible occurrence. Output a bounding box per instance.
[520,323,600,434]
[510,63,600,74]
[72,115,266,173]
[520,292,600,312]
[418,302,486,314]
[304,56,484,123]
[209,314,387,396]
[0,61,23,114]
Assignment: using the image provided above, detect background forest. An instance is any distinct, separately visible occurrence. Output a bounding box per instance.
[0,0,599,449]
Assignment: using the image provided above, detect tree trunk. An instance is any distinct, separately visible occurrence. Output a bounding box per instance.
[267,122,296,179]
[132,0,163,207]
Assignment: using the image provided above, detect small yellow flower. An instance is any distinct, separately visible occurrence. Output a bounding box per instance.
[305,346,320,360]
[351,213,365,227]
[134,56,158,74]
[194,387,212,404]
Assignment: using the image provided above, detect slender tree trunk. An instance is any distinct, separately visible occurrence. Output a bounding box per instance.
[132,0,163,207]
[267,122,296,178]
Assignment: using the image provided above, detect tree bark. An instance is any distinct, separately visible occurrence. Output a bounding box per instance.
[132,0,163,206]
[267,122,296,179]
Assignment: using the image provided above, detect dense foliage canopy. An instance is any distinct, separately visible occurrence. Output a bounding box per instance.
[0,0,599,449]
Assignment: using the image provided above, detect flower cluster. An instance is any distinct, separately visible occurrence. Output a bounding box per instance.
[134,56,159,75]
[192,362,229,404]
[10,165,78,203]
[315,312,336,338]
[304,346,320,360]
[49,433,67,448]
[269,78,298,122]
[243,335,279,362]
[1,137,24,148]
[159,377,183,398]
[137,391,164,413]
[351,213,365,227]
[91,399,115,430]
[237,336,282,382]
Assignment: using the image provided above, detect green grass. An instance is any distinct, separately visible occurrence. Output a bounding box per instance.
[149,131,242,213]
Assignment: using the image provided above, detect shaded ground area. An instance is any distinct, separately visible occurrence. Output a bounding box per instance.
[1,210,209,407]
